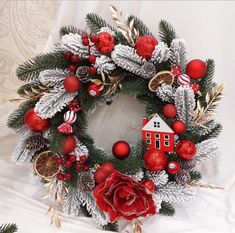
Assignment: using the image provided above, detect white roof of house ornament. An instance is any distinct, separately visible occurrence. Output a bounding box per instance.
[142,114,174,133]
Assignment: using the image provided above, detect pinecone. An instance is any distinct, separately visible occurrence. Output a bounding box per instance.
[77,172,95,191]
[179,160,196,171]
[175,170,191,185]
[76,66,92,83]
[25,135,46,150]
[140,62,156,79]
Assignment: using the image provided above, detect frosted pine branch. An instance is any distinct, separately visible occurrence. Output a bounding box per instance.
[151,42,170,64]
[153,194,162,212]
[64,187,81,216]
[94,55,116,74]
[170,39,188,72]
[72,139,89,160]
[156,84,175,102]
[38,69,70,87]
[35,86,76,119]
[60,33,89,58]
[129,170,144,181]
[174,86,195,128]
[156,182,196,204]
[195,139,218,164]
[194,118,220,136]
[98,26,115,36]
[146,170,169,187]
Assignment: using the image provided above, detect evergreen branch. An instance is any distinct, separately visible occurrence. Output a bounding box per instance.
[103,222,119,232]
[159,20,177,46]
[159,201,175,216]
[0,223,18,233]
[189,171,202,182]
[60,25,87,37]
[16,51,67,82]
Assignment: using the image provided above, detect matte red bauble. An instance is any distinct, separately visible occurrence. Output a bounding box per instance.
[24,108,50,132]
[62,135,76,154]
[186,59,207,80]
[95,32,115,54]
[142,179,155,193]
[112,140,131,159]
[88,83,101,97]
[172,120,186,134]
[135,35,158,60]
[162,104,177,118]
[176,140,196,160]
[167,161,181,174]
[94,162,115,183]
[144,149,167,171]
[64,76,80,92]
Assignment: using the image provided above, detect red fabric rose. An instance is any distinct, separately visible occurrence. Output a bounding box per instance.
[93,170,156,222]
[94,32,115,54]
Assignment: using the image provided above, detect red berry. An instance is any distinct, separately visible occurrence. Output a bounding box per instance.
[88,66,97,74]
[75,162,83,171]
[57,173,65,181]
[68,154,77,163]
[71,55,79,64]
[64,51,72,60]
[64,172,73,180]
[81,34,88,40]
[88,83,101,97]
[90,35,97,43]
[162,104,177,118]
[80,155,88,163]
[142,179,155,193]
[56,157,63,166]
[68,64,77,73]
[190,83,200,94]
[82,39,89,46]
[88,55,96,63]
[172,120,186,135]
[83,165,90,172]
[61,135,77,154]
[64,76,80,93]
[167,161,181,174]
[64,160,73,168]
[186,59,207,80]
[144,149,167,171]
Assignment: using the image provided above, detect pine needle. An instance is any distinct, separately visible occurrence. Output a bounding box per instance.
[0,223,18,233]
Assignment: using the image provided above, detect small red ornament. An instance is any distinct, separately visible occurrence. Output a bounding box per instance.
[64,51,72,60]
[68,64,77,73]
[64,160,73,168]
[81,34,88,40]
[135,35,158,60]
[144,149,167,171]
[190,83,200,94]
[68,100,81,112]
[56,157,63,166]
[24,108,50,132]
[68,154,77,163]
[71,55,79,64]
[88,55,96,63]
[80,155,88,163]
[162,104,177,118]
[75,162,83,171]
[88,83,101,97]
[112,140,131,159]
[83,165,90,172]
[176,139,196,160]
[88,66,97,74]
[142,179,155,193]
[62,135,76,154]
[170,65,181,77]
[90,35,97,43]
[95,32,115,54]
[57,123,73,134]
[64,110,77,124]
[57,173,65,181]
[82,39,89,46]
[186,59,207,80]
[172,120,186,135]
[64,172,73,180]
[94,162,115,183]
[64,76,80,92]
[167,161,181,174]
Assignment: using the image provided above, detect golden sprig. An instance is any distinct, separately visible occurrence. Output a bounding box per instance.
[188,182,224,190]
[110,5,139,46]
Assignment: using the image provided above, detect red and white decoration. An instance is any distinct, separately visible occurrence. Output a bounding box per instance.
[142,114,174,152]
[177,74,190,86]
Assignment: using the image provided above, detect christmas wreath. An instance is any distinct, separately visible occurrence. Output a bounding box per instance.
[7,6,224,232]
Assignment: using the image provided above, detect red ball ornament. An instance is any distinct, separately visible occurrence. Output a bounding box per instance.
[172,120,186,135]
[71,55,79,64]
[162,104,177,118]
[24,108,50,132]
[62,135,76,154]
[135,35,158,60]
[64,160,73,168]
[176,140,196,160]
[64,172,73,180]
[68,154,77,163]
[112,140,131,159]
[75,162,83,171]
[57,173,65,181]
[94,162,115,183]
[167,161,181,174]
[144,149,167,171]
[64,51,72,60]
[88,83,101,97]
[64,76,80,93]
[142,179,155,193]
[88,66,97,74]
[80,155,88,163]
[186,59,207,80]
[190,83,200,94]
[68,64,77,73]
[88,55,96,63]
[95,32,115,54]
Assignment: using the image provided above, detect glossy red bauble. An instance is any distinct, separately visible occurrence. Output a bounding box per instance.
[88,83,101,97]
[144,149,167,171]
[112,140,131,159]
[172,120,186,135]
[62,135,76,154]
[135,35,158,60]
[64,76,80,93]
[190,83,200,94]
[95,32,115,54]
[94,162,115,183]
[142,179,155,193]
[167,161,181,174]
[186,59,207,80]
[162,104,177,118]
[176,140,196,160]
[80,155,88,163]
[24,108,50,132]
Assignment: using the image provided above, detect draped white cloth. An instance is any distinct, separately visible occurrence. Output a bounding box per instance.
[1,1,235,233]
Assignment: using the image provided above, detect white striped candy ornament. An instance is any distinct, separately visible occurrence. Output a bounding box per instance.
[177,74,190,86]
[64,110,77,124]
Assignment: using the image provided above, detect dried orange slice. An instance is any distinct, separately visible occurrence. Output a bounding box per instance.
[148,71,174,92]
[33,151,60,179]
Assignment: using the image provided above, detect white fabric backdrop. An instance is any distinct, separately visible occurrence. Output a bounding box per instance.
[1,1,235,233]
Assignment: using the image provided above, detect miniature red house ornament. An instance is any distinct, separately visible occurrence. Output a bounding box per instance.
[142,114,174,152]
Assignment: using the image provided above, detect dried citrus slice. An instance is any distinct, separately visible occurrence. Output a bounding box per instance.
[148,71,174,92]
[33,151,60,179]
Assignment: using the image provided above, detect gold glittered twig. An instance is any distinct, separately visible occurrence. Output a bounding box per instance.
[188,182,224,190]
